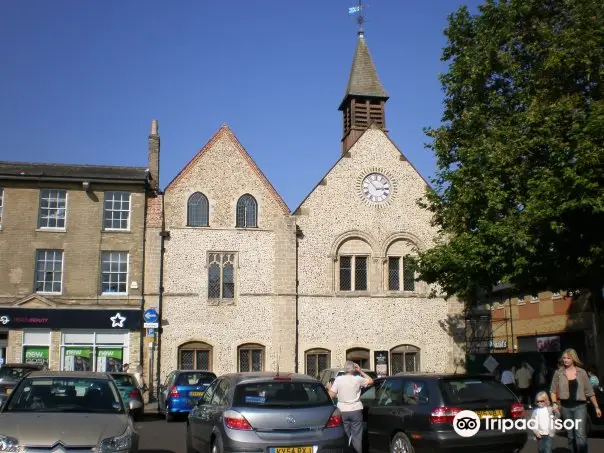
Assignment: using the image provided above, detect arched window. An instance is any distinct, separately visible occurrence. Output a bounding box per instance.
[238,343,264,372]
[178,341,213,371]
[386,240,418,292]
[236,194,257,228]
[338,238,372,291]
[305,348,331,378]
[187,192,209,227]
[346,347,370,370]
[390,344,420,374]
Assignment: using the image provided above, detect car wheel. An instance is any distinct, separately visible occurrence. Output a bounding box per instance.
[390,432,414,453]
[211,436,223,453]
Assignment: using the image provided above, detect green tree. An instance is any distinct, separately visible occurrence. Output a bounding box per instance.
[417,0,604,306]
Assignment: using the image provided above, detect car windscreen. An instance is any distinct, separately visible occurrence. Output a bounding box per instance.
[110,374,138,387]
[4,377,124,413]
[439,377,517,404]
[0,367,37,381]
[176,372,216,387]
[233,380,333,407]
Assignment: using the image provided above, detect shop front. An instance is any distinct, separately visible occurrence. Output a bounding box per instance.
[0,307,141,371]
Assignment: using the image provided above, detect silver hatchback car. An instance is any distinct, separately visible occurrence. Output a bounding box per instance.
[186,372,348,453]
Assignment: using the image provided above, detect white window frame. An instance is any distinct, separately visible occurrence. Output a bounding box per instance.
[103,192,131,231]
[237,343,265,372]
[100,251,130,295]
[338,255,369,292]
[35,249,64,295]
[38,189,67,230]
[22,329,51,366]
[59,330,129,372]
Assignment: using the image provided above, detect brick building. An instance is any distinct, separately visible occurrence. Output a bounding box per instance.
[144,30,464,386]
[488,290,597,366]
[0,160,153,371]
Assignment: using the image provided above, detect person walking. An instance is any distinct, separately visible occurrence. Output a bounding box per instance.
[550,348,601,453]
[516,362,533,408]
[501,366,517,395]
[328,361,374,453]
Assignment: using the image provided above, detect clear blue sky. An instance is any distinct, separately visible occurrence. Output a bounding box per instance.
[0,0,483,210]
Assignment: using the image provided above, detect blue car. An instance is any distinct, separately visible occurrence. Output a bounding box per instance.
[158,370,216,421]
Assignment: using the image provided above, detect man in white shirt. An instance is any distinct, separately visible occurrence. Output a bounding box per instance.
[328,362,374,453]
[501,366,517,395]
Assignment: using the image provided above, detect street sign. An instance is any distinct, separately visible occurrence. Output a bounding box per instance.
[143,308,159,323]
[144,322,159,329]
[147,328,155,337]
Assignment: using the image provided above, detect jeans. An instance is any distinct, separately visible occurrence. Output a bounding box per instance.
[341,410,364,453]
[560,403,588,453]
[537,436,552,453]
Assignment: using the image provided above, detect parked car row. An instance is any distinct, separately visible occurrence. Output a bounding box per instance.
[155,369,530,453]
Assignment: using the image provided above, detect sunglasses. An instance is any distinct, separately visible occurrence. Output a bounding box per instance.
[536,400,547,403]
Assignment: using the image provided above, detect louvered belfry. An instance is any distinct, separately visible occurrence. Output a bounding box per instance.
[339,31,389,154]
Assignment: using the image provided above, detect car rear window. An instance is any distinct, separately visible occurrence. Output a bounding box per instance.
[233,380,332,407]
[111,374,137,387]
[176,373,216,386]
[439,377,516,404]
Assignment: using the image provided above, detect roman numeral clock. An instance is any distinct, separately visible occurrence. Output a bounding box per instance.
[357,168,397,206]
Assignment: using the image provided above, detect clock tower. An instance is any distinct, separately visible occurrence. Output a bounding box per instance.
[339,30,389,155]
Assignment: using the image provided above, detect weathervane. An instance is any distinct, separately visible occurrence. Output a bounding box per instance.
[348,0,367,35]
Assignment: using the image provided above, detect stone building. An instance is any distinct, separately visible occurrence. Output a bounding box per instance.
[0,161,152,371]
[148,30,464,383]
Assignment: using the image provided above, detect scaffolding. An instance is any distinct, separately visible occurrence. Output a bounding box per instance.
[465,304,512,354]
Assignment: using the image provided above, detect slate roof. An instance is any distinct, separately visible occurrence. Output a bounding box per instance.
[0,161,148,182]
[339,32,389,109]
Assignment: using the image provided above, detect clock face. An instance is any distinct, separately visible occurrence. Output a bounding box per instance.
[362,173,391,202]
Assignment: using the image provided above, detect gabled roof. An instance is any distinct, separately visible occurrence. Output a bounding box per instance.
[339,32,389,110]
[165,124,290,215]
[292,125,432,214]
[0,161,148,182]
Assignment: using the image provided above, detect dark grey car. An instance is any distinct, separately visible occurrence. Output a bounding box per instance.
[0,363,45,406]
[186,372,348,453]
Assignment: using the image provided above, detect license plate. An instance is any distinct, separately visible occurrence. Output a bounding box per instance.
[190,391,204,397]
[272,448,312,453]
[476,409,503,418]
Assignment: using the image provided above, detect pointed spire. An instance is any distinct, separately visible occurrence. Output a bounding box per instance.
[339,32,388,110]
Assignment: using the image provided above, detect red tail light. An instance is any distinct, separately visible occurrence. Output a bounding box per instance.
[169,386,180,398]
[326,414,343,428]
[129,389,141,399]
[224,410,253,430]
[510,403,524,419]
[430,406,461,423]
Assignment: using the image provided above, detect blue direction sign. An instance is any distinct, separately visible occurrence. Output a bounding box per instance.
[143,308,159,323]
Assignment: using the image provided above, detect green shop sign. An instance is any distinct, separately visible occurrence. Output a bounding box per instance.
[97,348,123,359]
[24,346,49,361]
[64,348,92,358]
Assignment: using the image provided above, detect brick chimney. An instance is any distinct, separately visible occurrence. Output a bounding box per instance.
[148,119,160,191]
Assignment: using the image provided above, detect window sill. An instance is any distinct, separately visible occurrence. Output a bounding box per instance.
[36,291,62,296]
[101,293,129,297]
[185,225,210,228]
[36,228,66,233]
[208,298,236,306]
[102,229,131,233]
[335,291,371,297]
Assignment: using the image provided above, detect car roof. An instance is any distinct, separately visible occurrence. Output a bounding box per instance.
[389,373,496,380]
[25,371,114,380]
[220,372,319,384]
[1,363,43,368]
[324,368,375,372]
[174,370,216,375]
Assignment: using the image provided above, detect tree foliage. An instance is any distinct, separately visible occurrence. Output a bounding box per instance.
[417,0,604,304]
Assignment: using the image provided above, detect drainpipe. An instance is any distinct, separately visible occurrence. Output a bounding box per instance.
[294,225,304,373]
[508,297,515,353]
[155,193,167,398]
